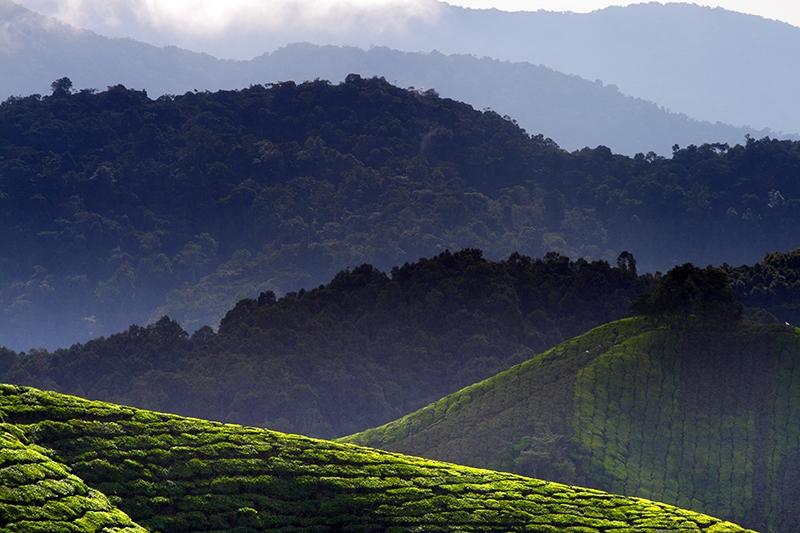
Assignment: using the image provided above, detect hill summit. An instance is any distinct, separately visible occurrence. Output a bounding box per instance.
[346,312,800,532]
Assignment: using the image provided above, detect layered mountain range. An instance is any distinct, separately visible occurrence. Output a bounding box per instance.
[0,1,791,155]
[2,77,800,350]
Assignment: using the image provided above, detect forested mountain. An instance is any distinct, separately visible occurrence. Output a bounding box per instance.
[2,76,800,350]
[347,269,800,532]
[0,0,778,155]
[0,385,749,532]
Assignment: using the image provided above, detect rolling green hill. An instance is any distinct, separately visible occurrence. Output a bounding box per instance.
[0,385,748,532]
[345,318,800,532]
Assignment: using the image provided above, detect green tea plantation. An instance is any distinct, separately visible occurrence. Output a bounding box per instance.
[0,424,144,532]
[346,318,800,532]
[0,384,747,532]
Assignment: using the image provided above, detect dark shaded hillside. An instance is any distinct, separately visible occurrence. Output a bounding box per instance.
[2,76,800,350]
[2,250,647,438]
[728,249,800,326]
[347,316,800,531]
[0,385,750,532]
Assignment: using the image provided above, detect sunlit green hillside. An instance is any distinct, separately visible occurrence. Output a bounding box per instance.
[0,384,748,532]
[0,425,143,532]
[346,318,800,532]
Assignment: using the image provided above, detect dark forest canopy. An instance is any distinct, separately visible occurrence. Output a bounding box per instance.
[633,264,743,324]
[1,76,800,350]
[3,248,800,439]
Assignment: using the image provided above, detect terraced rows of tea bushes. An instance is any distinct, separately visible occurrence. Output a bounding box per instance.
[574,324,800,533]
[0,425,143,532]
[344,319,652,481]
[347,320,800,532]
[0,385,748,532]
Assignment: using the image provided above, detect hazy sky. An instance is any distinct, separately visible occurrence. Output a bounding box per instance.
[451,1,799,26]
[15,0,800,60]
[18,1,800,38]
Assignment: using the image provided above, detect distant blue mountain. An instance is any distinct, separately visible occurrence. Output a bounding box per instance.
[391,2,800,134]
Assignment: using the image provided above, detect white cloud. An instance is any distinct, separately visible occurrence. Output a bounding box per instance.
[0,22,13,51]
[20,0,441,37]
[20,0,799,59]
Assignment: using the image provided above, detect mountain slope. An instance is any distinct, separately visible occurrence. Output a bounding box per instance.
[346,318,800,532]
[0,384,751,532]
[0,425,144,532]
[0,2,784,155]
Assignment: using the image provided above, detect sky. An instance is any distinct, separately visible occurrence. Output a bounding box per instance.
[14,0,800,59]
[450,1,800,26]
[17,1,800,32]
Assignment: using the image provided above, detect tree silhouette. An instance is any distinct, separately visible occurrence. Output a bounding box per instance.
[50,77,73,97]
[632,264,742,323]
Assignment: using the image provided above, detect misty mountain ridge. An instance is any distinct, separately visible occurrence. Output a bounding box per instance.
[0,0,238,97]
[250,43,784,155]
[414,2,800,133]
[0,0,795,155]
[11,0,800,134]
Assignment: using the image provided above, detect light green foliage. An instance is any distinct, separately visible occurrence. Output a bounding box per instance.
[0,424,144,532]
[348,319,800,532]
[0,385,746,532]
[345,318,651,476]
[573,324,800,532]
